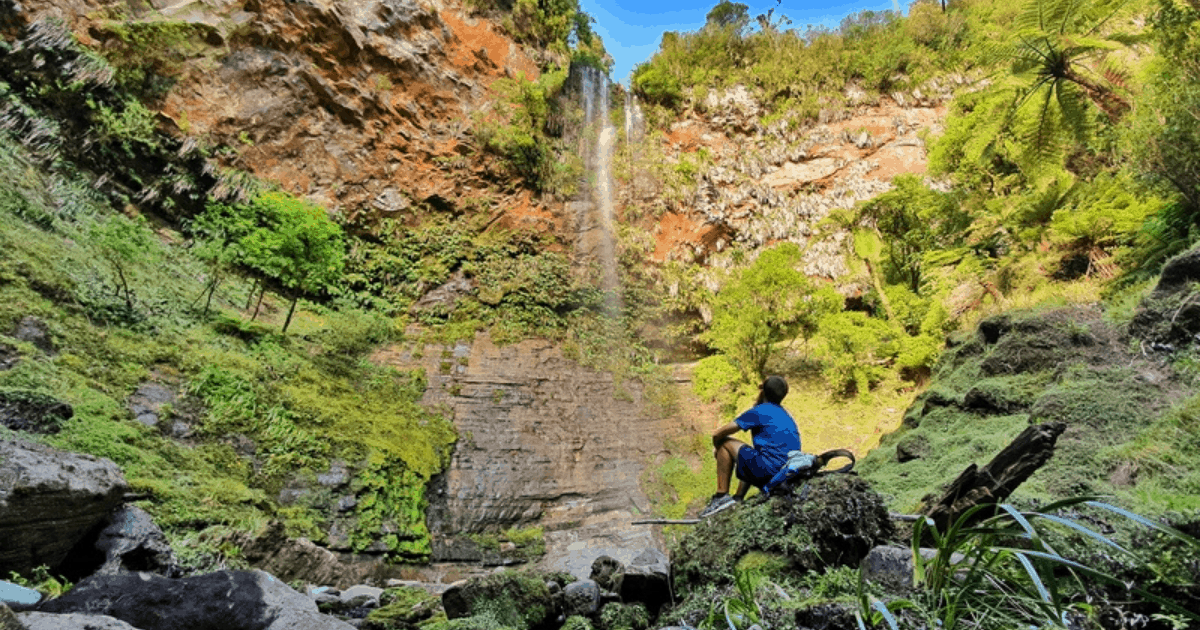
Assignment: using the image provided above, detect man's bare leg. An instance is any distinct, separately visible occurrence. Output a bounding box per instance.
[714,437,748,495]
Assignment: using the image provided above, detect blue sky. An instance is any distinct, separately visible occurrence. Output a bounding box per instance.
[579,0,904,85]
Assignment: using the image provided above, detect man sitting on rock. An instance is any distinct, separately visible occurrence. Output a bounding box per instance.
[700,375,800,518]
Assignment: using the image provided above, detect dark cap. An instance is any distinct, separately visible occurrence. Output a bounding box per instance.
[761,375,788,404]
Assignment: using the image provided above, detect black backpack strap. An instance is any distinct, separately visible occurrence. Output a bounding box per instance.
[815,449,856,475]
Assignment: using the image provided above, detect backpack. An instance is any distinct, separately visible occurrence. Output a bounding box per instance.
[760,448,856,496]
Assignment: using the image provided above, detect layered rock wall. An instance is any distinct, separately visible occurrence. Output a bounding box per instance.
[374,334,698,576]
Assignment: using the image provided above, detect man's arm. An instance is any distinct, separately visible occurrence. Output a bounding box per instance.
[712,421,741,448]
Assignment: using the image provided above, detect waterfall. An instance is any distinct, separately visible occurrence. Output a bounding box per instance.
[575,65,621,312]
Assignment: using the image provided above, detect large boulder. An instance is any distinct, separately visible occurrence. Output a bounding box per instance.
[237,521,359,588]
[92,505,176,576]
[0,439,128,576]
[37,570,354,630]
[613,549,671,615]
[1131,244,1200,346]
[672,475,893,589]
[18,611,141,630]
[441,571,560,630]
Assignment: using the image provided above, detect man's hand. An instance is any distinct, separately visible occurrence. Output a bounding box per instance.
[712,421,741,448]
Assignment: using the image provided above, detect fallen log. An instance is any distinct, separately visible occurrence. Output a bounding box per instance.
[923,422,1066,533]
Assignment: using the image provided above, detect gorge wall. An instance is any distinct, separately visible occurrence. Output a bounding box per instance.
[373,334,701,577]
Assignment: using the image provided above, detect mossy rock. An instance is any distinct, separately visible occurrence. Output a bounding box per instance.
[894,433,930,462]
[441,570,558,630]
[671,475,892,590]
[363,586,439,629]
[597,602,649,630]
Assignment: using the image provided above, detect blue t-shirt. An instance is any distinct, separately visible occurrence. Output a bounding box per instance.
[735,402,801,471]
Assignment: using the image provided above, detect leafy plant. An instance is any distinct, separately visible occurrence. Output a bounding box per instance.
[91,213,157,310]
[702,243,842,384]
[858,498,1200,629]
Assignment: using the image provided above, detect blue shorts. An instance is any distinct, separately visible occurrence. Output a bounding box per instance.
[736,446,780,489]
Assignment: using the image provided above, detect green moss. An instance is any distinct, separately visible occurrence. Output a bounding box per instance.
[671,476,892,591]
[365,586,440,629]
[597,602,649,630]
[442,571,555,630]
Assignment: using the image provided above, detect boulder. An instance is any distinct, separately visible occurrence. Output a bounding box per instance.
[672,475,893,589]
[19,611,141,630]
[0,439,128,576]
[613,549,670,614]
[0,605,21,630]
[237,521,358,588]
[0,389,72,434]
[860,545,967,595]
[37,570,354,630]
[12,316,53,353]
[93,505,176,576]
[562,580,600,617]
[589,556,622,592]
[442,571,557,630]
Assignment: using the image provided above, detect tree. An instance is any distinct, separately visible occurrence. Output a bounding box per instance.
[92,214,156,310]
[706,1,750,34]
[986,0,1134,170]
[701,243,841,383]
[239,192,345,333]
[1125,0,1200,272]
[854,175,968,294]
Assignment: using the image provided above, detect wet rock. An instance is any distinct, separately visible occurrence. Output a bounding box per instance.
[127,382,176,428]
[0,389,72,434]
[93,506,176,577]
[13,316,53,353]
[794,602,857,630]
[614,549,671,615]
[37,570,354,630]
[589,556,622,592]
[563,579,600,617]
[0,439,127,577]
[18,611,141,630]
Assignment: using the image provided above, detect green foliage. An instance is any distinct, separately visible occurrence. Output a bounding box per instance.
[860,499,1200,630]
[701,243,841,384]
[349,459,432,559]
[813,311,901,399]
[631,0,965,121]
[477,69,582,195]
[706,2,750,33]
[1123,0,1200,275]
[91,213,157,310]
[599,602,649,630]
[92,20,214,100]
[7,566,71,598]
[851,175,969,294]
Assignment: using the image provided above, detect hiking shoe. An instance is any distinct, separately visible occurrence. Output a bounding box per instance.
[699,494,739,518]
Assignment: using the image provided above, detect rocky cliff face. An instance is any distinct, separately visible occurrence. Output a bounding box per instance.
[627,80,960,284]
[11,0,552,229]
[373,334,701,577]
